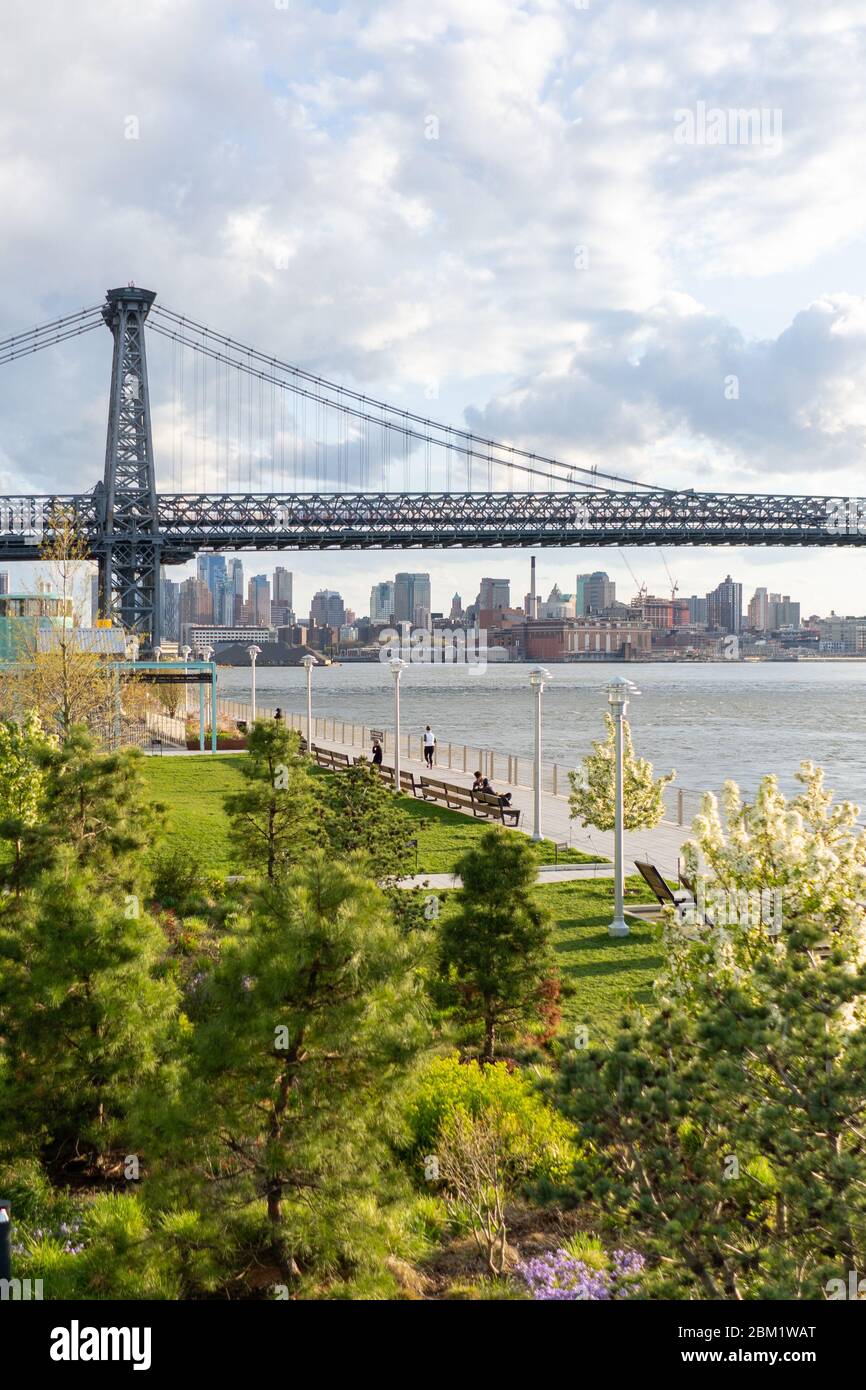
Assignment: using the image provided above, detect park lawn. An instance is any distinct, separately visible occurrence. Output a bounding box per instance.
[139,754,605,876]
[536,876,663,1042]
[139,755,246,871]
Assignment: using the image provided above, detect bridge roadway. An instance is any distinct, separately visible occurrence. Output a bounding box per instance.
[0,489,863,559]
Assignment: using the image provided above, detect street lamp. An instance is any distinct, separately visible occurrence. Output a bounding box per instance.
[300,653,316,748]
[389,657,407,790]
[248,644,262,722]
[199,646,215,749]
[180,645,192,717]
[529,667,551,841]
[606,675,640,937]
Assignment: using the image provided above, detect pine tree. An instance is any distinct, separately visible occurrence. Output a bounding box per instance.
[148,854,428,1279]
[439,828,555,1060]
[323,758,416,883]
[224,720,320,880]
[0,711,56,893]
[568,712,673,832]
[0,728,177,1160]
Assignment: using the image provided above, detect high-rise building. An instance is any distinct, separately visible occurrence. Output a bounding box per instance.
[747,587,769,631]
[687,595,708,624]
[310,589,346,629]
[161,572,180,640]
[370,581,395,623]
[179,577,213,633]
[394,572,431,624]
[450,592,464,621]
[273,566,293,608]
[577,571,615,614]
[229,558,245,623]
[706,575,742,633]
[479,578,511,611]
[768,593,801,629]
[248,575,272,626]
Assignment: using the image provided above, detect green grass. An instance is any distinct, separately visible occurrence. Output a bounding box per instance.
[538,875,663,1041]
[139,755,246,871]
[139,754,604,877]
[139,756,654,1037]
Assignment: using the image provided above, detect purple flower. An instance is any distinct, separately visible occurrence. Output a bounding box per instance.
[517,1248,645,1301]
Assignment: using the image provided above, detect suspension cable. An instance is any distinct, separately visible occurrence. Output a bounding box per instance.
[150,304,665,493]
[146,319,635,494]
[0,314,104,366]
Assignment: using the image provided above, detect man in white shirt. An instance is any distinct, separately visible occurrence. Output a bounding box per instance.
[423,725,436,768]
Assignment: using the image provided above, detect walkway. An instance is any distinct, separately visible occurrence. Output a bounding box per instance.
[311,732,689,879]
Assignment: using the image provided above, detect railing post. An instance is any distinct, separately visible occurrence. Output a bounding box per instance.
[678,789,684,826]
[553,763,558,796]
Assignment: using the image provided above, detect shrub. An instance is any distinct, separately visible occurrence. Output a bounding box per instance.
[401,1054,577,1185]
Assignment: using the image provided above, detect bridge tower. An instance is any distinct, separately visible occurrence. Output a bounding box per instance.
[96,285,162,650]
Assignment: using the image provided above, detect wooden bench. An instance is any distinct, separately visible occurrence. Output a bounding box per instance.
[310,744,352,771]
[366,762,419,796]
[474,790,521,826]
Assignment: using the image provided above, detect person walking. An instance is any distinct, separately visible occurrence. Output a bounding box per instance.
[423,725,436,768]
[371,739,383,765]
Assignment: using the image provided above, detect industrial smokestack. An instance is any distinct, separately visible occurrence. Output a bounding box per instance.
[530,555,537,619]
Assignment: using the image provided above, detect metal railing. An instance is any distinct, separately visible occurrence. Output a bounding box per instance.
[216,696,706,827]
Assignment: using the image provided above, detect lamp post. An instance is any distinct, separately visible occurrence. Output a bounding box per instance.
[198,646,214,752]
[180,644,191,718]
[248,644,262,722]
[529,667,551,841]
[300,653,316,748]
[389,657,407,790]
[606,675,640,937]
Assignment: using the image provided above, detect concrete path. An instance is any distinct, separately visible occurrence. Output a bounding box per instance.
[311,733,689,879]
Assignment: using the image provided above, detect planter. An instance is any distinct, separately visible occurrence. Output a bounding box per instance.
[185,736,248,750]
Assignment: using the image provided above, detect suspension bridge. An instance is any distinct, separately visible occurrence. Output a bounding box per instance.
[0,285,861,650]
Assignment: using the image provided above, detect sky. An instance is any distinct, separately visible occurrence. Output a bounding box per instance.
[2,0,866,619]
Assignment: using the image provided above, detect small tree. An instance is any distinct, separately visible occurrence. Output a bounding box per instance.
[153,854,428,1278]
[324,759,416,882]
[224,720,320,880]
[568,712,673,832]
[439,828,555,1060]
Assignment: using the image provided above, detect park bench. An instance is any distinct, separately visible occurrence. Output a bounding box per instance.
[310,744,352,771]
[474,790,521,826]
[366,762,420,796]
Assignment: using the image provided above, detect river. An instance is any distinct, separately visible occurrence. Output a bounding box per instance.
[215,660,866,808]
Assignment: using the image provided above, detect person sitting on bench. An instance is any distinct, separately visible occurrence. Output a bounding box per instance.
[471,770,485,795]
[482,776,511,808]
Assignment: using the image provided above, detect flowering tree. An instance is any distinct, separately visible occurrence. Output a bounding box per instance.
[568,712,674,832]
[559,761,866,1298]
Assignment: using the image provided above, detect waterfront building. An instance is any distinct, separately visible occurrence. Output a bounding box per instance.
[273,566,293,608]
[707,574,743,633]
[492,616,651,661]
[0,584,74,661]
[450,592,463,621]
[184,624,275,651]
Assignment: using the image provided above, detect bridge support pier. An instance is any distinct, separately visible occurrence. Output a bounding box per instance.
[99,286,162,651]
